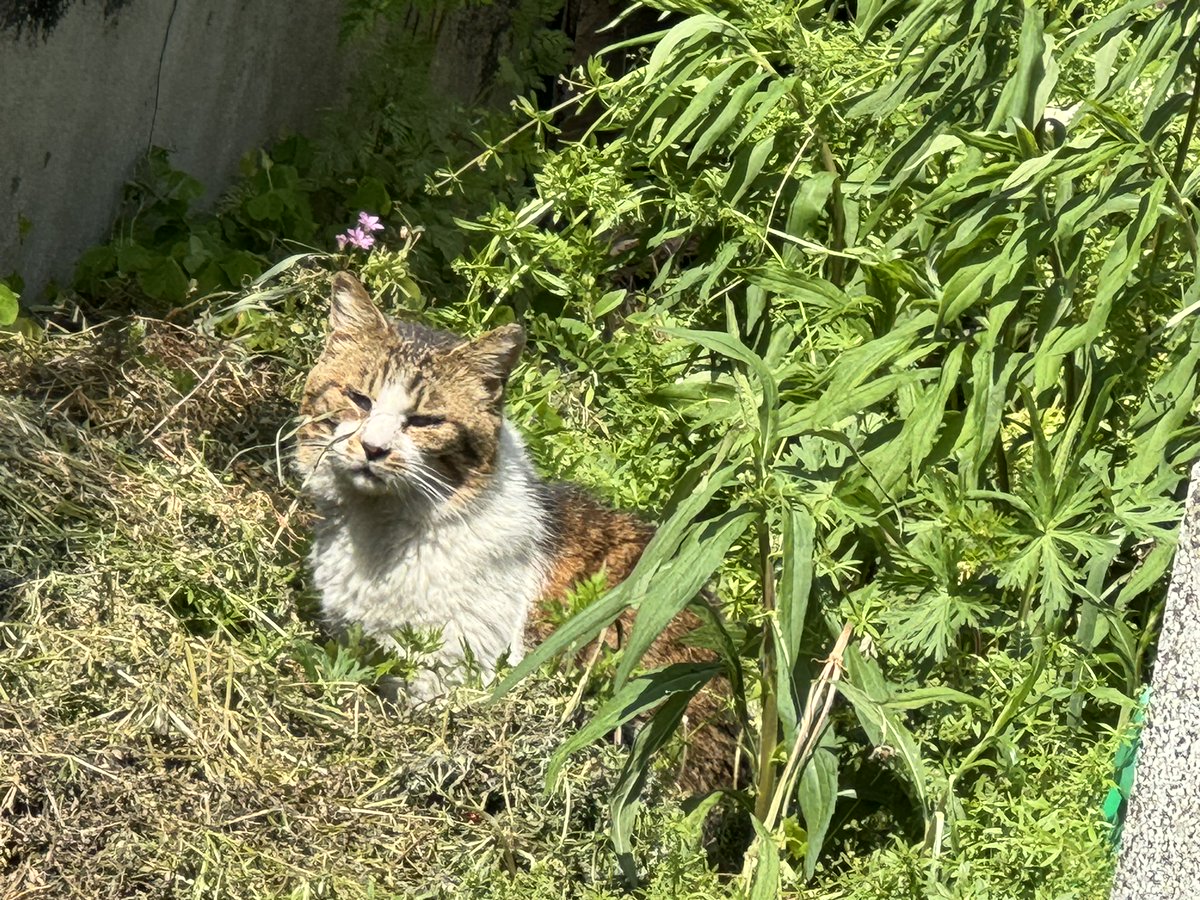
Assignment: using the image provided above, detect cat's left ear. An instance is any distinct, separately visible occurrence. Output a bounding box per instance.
[330,272,388,334]
[455,324,525,399]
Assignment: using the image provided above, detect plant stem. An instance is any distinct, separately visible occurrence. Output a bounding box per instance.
[763,623,853,832]
[753,520,780,824]
[819,139,847,287]
[1171,37,1200,189]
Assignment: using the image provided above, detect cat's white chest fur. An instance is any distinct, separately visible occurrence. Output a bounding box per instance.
[309,425,551,699]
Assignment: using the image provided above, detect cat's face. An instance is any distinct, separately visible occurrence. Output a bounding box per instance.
[295,273,524,509]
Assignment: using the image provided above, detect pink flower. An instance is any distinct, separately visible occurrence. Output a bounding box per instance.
[336,226,376,251]
[357,211,384,233]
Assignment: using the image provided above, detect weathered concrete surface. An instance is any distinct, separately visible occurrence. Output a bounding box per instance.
[0,0,351,298]
[1111,463,1200,898]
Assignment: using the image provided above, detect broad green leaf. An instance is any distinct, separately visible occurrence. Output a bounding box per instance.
[784,171,839,244]
[841,648,929,814]
[730,75,797,150]
[776,501,814,741]
[637,53,719,137]
[883,686,990,712]
[593,289,627,318]
[798,744,838,879]
[645,14,734,80]
[747,816,781,900]
[779,371,925,439]
[723,135,776,206]
[893,133,964,185]
[688,70,772,166]
[743,264,847,308]
[138,257,189,304]
[1049,177,1168,356]
[117,242,157,272]
[1122,317,1200,486]
[987,4,1057,130]
[1114,540,1178,611]
[664,326,779,448]
[908,343,964,477]
[938,231,1031,327]
[0,284,18,326]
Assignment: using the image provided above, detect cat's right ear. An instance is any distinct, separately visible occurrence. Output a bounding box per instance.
[330,273,387,334]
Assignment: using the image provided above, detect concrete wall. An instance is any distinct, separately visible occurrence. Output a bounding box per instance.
[0,0,353,298]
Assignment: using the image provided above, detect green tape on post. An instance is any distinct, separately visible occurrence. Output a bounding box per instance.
[1104,686,1151,850]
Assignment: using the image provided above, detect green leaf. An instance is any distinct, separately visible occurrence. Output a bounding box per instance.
[548,661,721,788]
[593,289,627,318]
[724,135,776,205]
[220,250,264,288]
[650,59,750,162]
[1122,316,1200,486]
[247,252,312,288]
[1049,177,1168,356]
[840,648,929,815]
[883,686,990,712]
[988,4,1058,130]
[688,70,772,166]
[776,501,814,741]
[0,283,18,326]
[664,326,779,448]
[614,508,755,686]
[117,242,158,273]
[138,257,189,304]
[645,14,733,80]
[798,744,838,879]
[350,176,391,215]
[744,264,846,308]
[611,690,695,885]
[729,75,797,151]
[245,190,285,222]
[938,231,1031,327]
[784,171,839,245]
[952,647,1048,780]
[1115,540,1177,610]
[747,816,781,900]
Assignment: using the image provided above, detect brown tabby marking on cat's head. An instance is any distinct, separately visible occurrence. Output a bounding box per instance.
[295,272,525,507]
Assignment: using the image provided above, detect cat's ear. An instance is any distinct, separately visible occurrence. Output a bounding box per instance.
[330,272,387,334]
[454,324,525,399]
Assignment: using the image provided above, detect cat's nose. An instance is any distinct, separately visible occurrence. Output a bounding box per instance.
[361,439,390,462]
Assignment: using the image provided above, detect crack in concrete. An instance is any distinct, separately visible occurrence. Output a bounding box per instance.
[146,0,179,152]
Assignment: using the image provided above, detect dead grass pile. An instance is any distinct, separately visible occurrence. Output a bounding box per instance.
[0,316,721,899]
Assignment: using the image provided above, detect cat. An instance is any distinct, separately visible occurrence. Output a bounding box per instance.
[295,272,734,789]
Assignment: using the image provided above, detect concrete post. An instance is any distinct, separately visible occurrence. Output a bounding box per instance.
[1111,463,1200,898]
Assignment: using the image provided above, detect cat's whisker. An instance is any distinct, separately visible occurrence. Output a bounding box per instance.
[408,462,454,498]
[406,462,453,497]
[406,462,476,526]
[406,470,467,524]
[405,474,442,506]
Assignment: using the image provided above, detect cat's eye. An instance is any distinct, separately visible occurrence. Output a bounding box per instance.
[344,389,372,413]
[407,414,445,428]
